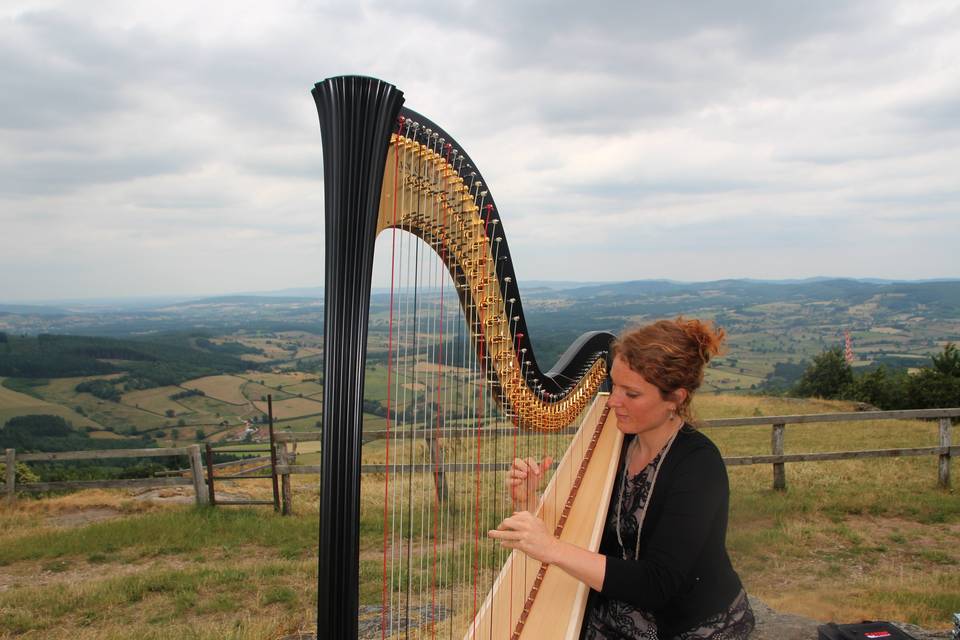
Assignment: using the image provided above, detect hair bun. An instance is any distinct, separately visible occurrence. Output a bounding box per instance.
[677,317,725,364]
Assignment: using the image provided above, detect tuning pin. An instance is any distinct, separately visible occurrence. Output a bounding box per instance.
[508,298,516,303]
[504,277,512,283]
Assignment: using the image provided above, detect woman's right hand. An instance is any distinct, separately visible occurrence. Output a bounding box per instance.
[507,456,553,512]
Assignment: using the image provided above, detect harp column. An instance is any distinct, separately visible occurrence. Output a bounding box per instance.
[312,76,404,639]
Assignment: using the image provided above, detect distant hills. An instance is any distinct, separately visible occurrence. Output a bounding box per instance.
[1,280,958,368]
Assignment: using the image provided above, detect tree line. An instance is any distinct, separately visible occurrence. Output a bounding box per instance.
[793,343,960,410]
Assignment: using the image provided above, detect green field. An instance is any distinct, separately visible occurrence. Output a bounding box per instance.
[0,378,101,429]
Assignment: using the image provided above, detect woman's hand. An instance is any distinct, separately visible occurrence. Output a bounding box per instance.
[488,511,560,565]
[506,456,553,512]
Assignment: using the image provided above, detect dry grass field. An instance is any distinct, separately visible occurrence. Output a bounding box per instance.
[252,397,323,421]
[181,375,249,406]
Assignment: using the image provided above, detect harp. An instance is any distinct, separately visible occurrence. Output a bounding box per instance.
[313,76,623,639]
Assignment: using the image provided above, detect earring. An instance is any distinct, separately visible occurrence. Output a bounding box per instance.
[669,407,676,420]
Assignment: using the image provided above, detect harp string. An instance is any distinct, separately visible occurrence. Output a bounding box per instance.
[368,125,601,639]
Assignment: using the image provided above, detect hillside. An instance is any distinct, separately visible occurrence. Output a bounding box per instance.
[2,278,958,445]
[0,394,957,638]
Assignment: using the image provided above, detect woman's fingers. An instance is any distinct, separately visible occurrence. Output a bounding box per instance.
[541,456,554,474]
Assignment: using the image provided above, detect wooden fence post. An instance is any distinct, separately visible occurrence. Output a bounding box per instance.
[267,396,281,513]
[4,449,15,503]
[939,418,952,489]
[204,443,217,506]
[279,442,293,516]
[188,445,209,505]
[430,435,449,503]
[772,423,786,491]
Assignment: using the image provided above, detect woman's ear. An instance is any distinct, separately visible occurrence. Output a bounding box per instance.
[668,388,689,409]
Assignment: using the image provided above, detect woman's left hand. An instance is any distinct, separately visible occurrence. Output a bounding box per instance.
[488,511,560,564]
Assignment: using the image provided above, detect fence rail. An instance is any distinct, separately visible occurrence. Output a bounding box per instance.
[3,408,956,512]
[3,444,209,505]
[274,407,957,496]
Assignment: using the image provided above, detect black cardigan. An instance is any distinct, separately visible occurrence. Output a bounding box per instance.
[596,426,744,639]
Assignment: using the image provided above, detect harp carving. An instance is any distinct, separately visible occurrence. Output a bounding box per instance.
[313,75,621,639]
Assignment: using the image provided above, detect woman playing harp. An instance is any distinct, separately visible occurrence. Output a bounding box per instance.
[490,318,755,640]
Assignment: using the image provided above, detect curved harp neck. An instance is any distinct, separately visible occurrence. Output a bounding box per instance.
[378,116,612,430]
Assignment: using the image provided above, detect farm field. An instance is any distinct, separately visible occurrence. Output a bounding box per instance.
[236,371,318,391]
[228,331,324,364]
[253,397,323,421]
[281,381,325,397]
[173,394,253,422]
[240,381,294,403]
[29,376,171,432]
[0,378,101,429]
[181,375,248,405]
[119,386,192,417]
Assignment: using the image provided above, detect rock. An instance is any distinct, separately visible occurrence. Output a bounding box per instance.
[750,595,821,640]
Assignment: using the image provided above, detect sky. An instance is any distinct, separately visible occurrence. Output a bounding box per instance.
[1,0,959,302]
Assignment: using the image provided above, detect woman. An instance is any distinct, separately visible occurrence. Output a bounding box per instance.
[489,317,754,639]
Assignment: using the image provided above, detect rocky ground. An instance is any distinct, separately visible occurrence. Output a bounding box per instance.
[279,596,956,639]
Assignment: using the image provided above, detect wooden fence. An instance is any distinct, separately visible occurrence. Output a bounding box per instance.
[3,408,956,513]
[3,444,209,505]
[271,407,958,513]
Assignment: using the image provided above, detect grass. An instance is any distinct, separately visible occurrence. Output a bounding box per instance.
[181,375,250,405]
[0,377,102,429]
[1,394,959,637]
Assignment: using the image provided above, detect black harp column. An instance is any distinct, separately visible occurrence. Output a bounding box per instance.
[311,76,404,639]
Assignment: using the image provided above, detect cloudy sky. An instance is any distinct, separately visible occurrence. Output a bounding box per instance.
[2,0,958,302]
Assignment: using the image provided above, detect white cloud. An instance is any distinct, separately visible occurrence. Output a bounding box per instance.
[1,0,958,301]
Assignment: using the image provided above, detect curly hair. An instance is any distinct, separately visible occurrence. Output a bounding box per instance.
[611,317,725,419]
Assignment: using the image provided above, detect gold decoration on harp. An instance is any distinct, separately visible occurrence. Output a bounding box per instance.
[376,133,608,431]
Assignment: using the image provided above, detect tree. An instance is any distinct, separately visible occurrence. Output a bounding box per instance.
[931,342,960,377]
[794,347,852,399]
[907,367,960,409]
[195,429,206,441]
[841,366,908,409]
[165,409,175,418]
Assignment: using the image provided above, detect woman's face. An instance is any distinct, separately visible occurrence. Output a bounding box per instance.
[608,355,681,436]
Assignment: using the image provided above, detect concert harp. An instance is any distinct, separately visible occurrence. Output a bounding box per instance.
[313,75,622,639]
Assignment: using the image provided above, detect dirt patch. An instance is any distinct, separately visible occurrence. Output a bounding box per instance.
[0,556,196,594]
[46,507,122,528]
[130,486,197,504]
